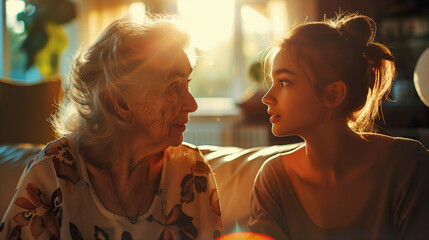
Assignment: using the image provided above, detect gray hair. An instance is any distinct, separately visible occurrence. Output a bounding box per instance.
[52,14,192,145]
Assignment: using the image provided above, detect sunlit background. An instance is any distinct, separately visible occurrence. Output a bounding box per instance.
[0,2,428,237]
[1,0,428,148]
[2,0,290,98]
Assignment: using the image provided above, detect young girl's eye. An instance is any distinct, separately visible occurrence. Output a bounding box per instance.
[279,79,290,87]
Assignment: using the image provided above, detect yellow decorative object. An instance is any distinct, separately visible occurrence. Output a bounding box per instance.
[35,23,68,77]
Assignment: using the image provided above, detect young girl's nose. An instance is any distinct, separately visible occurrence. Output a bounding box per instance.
[262,88,276,106]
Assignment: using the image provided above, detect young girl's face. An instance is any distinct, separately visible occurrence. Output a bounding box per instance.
[262,49,328,137]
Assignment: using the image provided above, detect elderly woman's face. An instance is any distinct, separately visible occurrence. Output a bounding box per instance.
[127,50,197,147]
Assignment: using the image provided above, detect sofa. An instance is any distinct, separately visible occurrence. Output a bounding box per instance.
[0,78,306,233]
[0,141,303,234]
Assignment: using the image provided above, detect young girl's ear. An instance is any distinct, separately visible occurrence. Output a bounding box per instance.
[323,81,347,108]
[110,91,131,121]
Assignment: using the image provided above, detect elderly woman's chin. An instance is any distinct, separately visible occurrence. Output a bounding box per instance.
[166,124,187,146]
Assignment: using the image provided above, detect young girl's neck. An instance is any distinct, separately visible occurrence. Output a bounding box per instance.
[301,120,366,182]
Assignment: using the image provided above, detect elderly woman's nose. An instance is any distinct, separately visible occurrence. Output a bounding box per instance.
[183,91,198,112]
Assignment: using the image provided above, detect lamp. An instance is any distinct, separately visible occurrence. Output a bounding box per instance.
[414,47,429,107]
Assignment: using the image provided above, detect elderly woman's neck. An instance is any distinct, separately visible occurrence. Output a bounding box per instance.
[82,135,166,175]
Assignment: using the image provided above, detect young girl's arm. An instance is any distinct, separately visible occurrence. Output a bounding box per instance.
[248,158,289,240]
[392,141,429,239]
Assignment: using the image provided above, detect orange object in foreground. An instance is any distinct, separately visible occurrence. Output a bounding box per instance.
[216,232,275,240]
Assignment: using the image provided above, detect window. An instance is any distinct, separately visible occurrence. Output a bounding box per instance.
[177,0,290,146]
[1,0,289,93]
[1,0,149,83]
[177,0,289,101]
[3,0,42,82]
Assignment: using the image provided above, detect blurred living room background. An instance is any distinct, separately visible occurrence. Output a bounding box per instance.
[1,0,429,148]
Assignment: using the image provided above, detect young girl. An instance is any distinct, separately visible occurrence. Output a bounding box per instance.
[249,14,429,240]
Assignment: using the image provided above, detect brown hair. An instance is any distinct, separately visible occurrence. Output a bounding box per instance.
[264,13,396,132]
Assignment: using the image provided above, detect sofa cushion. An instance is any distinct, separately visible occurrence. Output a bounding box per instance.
[199,143,302,233]
[0,78,62,144]
[0,142,303,233]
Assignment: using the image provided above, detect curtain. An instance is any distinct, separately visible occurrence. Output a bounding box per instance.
[77,0,143,46]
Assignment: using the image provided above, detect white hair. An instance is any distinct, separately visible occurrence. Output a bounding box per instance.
[52,14,193,145]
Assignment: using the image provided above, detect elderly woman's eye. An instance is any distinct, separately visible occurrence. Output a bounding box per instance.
[170,82,179,90]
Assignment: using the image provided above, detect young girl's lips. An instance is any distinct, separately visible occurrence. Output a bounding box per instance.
[270,115,280,123]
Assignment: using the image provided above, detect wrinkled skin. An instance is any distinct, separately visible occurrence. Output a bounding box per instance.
[126,50,198,148]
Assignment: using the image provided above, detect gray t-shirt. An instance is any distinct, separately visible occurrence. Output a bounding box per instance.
[249,138,429,240]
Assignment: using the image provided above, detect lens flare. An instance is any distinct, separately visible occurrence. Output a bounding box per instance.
[216,232,275,240]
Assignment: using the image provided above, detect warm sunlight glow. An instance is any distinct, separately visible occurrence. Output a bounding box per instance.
[216,232,275,240]
[87,4,134,44]
[267,0,289,38]
[177,0,235,50]
[241,5,273,57]
[241,5,272,33]
[6,0,26,34]
[129,2,146,22]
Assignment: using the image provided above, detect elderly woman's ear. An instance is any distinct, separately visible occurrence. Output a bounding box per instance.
[111,92,131,121]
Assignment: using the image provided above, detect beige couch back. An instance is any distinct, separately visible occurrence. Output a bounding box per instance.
[0,78,62,144]
[0,143,302,233]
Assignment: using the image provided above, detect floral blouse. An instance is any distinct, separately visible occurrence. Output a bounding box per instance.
[0,137,223,239]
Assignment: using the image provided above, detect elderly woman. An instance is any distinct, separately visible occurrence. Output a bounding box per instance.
[0,16,222,239]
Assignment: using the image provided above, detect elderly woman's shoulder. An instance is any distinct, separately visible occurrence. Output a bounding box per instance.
[22,137,79,176]
[180,142,199,151]
[171,142,200,152]
[34,137,75,161]
[165,142,205,162]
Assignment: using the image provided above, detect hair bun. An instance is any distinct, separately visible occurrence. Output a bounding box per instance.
[365,43,395,63]
[338,15,376,48]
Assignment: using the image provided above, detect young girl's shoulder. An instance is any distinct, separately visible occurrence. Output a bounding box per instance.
[390,136,429,161]
[258,143,305,177]
[363,132,424,150]
[367,132,427,153]
[278,143,306,165]
[365,133,429,172]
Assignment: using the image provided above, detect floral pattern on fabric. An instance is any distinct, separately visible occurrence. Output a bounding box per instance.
[209,189,222,229]
[150,204,198,240]
[180,174,195,203]
[121,231,133,240]
[69,222,83,240]
[1,139,222,240]
[24,156,38,174]
[70,222,137,240]
[9,183,62,239]
[192,162,209,193]
[94,225,110,240]
[180,161,211,203]
[69,223,112,240]
[45,138,81,194]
